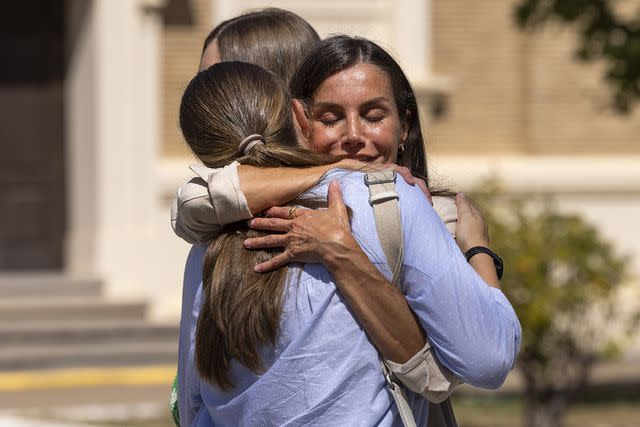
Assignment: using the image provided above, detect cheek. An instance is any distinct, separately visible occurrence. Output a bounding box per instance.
[370,126,400,158]
[309,140,336,155]
[309,125,339,154]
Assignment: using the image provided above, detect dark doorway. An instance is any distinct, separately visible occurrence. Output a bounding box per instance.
[0,2,65,269]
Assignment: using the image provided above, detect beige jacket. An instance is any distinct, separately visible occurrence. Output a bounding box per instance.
[171,162,252,244]
[171,165,462,401]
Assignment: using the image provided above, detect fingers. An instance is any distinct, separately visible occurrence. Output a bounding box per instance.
[416,179,433,206]
[244,234,288,249]
[253,252,291,273]
[247,217,291,232]
[263,206,297,219]
[327,181,348,219]
[457,192,483,219]
[456,192,472,219]
[455,192,490,248]
[263,205,312,220]
[361,162,416,185]
[388,164,415,185]
[468,197,483,217]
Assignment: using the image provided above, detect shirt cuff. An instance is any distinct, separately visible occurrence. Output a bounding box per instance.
[384,339,463,403]
[192,162,253,225]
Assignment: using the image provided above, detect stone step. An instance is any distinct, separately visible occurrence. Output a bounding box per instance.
[0,274,101,299]
[0,297,147,323]
[0,274,179,374]
[0,320,178,347]
[0,341,177,371]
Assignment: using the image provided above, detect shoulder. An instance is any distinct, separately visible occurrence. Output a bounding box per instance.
[432,196,458,237]
[309,168,368,201]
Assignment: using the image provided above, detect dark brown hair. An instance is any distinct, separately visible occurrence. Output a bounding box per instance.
[290,35,450,195]
[180,61,335,389]
[201,8,320,83]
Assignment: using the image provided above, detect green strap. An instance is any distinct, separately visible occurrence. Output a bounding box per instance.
[170,372,180,426]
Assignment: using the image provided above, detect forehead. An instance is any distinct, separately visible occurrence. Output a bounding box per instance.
[199,41,222,71]
[312,63,395,104]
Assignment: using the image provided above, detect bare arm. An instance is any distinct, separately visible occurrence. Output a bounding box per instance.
[172,160,418,244]
[239,163,341,214]
[172,162,349,244]
[240,160,419,214]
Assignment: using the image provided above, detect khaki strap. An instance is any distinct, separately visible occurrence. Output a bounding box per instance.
[366,170,458,427]
[364,170,404,285]
[380,358,418,427]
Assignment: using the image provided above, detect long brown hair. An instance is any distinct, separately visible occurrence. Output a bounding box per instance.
[201,8,319,84]
[179,61,335,390]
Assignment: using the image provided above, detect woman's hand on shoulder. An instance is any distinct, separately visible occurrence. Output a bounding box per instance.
[336,159,432,205]
[244,181,359,272]
[455,193,501,288]
[454,192,490,253]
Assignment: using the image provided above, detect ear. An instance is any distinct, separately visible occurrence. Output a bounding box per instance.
[292,99,311,147]
[401,109,410,144]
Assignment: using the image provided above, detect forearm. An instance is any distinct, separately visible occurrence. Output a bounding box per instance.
[239,163,345,214]
[174,162,341,244]
[468,253,500,288]
[322,236,425,364]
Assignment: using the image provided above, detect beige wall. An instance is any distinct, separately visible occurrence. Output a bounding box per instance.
[527,27,640,154]
[161,0,212,158]
[429,0,640,155]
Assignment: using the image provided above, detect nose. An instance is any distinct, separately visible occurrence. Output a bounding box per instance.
[342,114,365,154]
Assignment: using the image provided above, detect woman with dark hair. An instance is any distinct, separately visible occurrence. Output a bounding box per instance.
[289,35,431,183]
[179,60,519,426]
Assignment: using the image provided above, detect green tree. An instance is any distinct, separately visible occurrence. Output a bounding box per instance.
[514,0,640,113]
[472,182,633,427]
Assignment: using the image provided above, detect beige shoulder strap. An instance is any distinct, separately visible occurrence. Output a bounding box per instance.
[365,170,458,427]
[364,170,404,284]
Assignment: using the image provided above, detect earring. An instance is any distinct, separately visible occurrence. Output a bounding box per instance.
[398,144,405,154]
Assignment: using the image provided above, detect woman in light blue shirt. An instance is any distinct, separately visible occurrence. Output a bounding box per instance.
[178,60,520,426]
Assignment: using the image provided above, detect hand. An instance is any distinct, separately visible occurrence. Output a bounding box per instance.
[244,180,359,272]
[337,159,433,205]
[454,193,490,253]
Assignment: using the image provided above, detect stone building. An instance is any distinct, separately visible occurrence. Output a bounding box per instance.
[163,0,640,328]
[2,0,639,335]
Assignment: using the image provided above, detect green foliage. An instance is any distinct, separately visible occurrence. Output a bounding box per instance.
[514,0,640,113]
[471,181,631,393]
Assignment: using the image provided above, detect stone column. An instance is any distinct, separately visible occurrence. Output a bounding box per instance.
[66,0,168,310]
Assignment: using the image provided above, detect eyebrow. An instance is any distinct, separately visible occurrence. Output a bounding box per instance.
[312,97,391,110]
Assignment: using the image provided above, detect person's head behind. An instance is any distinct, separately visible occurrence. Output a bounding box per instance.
[200,8,320,84]
[290,35,429,182]
[179,61,333,390]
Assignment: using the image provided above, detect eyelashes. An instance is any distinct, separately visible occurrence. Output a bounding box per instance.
[316,114,386,128]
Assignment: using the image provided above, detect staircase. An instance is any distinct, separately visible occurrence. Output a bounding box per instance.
[0,274,178,372]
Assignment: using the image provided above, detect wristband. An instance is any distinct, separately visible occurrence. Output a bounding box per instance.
[464,246,504,280]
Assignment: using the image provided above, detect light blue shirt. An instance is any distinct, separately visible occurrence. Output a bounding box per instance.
[179,170,521,426]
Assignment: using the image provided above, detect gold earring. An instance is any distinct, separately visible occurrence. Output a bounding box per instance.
[398,144,405,154]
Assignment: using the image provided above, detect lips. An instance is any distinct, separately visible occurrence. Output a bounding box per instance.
[345,154,380,162]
